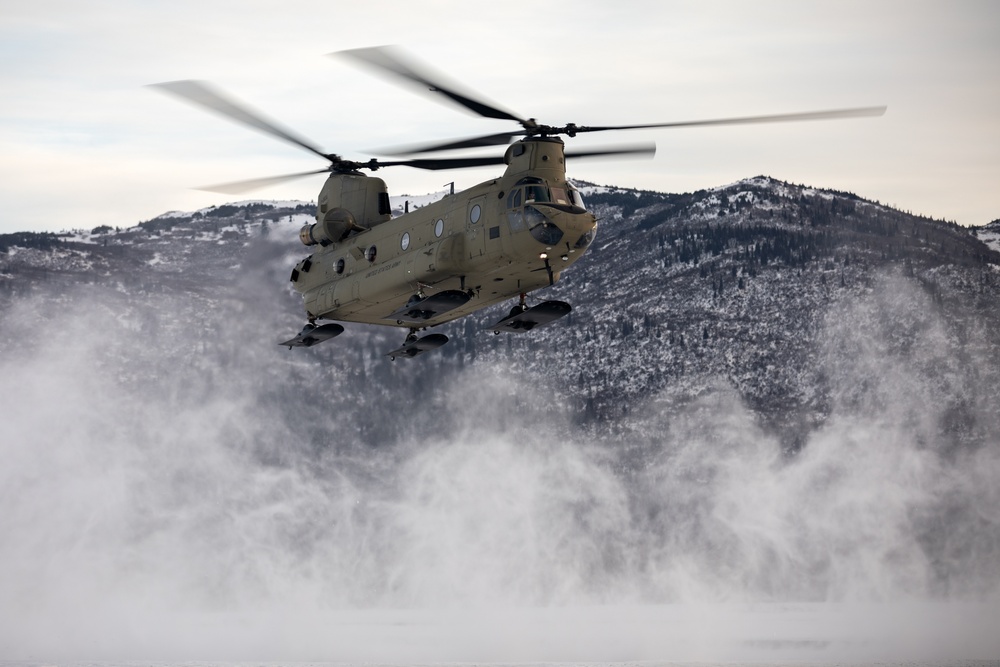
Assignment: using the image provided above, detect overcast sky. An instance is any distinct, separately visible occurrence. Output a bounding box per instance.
[1,0,997,235]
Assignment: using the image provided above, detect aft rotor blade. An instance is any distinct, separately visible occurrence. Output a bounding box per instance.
[573,106,887,133]
[149,80,333,162]
[197,168,332,195]
[202,157,508,190]
[335,46,530,126]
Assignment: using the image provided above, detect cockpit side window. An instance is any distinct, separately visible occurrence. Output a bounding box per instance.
[507,190,525,231]
[507,188,522,209]
[525,185,550,203]
[549,187,571,206]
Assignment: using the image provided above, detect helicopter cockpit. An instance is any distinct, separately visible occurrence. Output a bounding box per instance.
[506,177,588,246]
[514,177,587,211]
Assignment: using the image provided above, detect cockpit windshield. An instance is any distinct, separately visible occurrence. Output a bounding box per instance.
[509,178,586,212]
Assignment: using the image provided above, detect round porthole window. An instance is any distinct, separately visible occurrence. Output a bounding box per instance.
[366,246,377,263]
[335,258,345,274]
[470,204,481,224]
[435,219,444,237]
[401,232,410,251]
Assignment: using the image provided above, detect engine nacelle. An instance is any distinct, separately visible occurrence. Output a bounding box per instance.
[299,207,363,246]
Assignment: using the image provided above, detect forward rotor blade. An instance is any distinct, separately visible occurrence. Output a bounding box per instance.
[379,144,656,170]
[377,131,525,156]
[197,168,332,195]
[149,80,332,162]
[574,106,887,133]
[375,156,509,171]
[565,143,657,160]
[335,46,530,125]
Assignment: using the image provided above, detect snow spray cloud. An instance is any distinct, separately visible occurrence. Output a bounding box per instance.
[0,272,998,660]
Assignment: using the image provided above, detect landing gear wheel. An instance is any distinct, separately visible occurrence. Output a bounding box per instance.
[509,304,528,318]
[508,292,529,318]
[487,300,572,334]
[386,330,449,360]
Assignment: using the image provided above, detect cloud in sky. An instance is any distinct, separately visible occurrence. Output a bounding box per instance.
[1,0,998,234]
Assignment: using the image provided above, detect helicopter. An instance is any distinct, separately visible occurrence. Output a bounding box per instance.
[153,46,885,360]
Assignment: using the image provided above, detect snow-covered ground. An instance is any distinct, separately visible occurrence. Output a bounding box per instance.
[3,603,996,663]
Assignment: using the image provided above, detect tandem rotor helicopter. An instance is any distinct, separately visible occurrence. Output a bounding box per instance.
[153,47,884,360]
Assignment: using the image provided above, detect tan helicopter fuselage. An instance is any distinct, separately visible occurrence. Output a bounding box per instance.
[290,137,597,329]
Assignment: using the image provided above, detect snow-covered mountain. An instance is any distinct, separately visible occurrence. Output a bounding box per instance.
[2,176,998,447]
[977,217,1000,253]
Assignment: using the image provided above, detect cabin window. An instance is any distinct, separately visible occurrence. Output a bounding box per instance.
[335,258,345,274]
[434,219,444,237]
[401,232,410,251]
[366,246,377,263]
[470,204,482,224]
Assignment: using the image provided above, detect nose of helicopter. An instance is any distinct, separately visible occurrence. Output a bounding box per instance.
[530,205,596,250]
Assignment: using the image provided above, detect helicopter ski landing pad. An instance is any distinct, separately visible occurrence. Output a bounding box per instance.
[279,322,345,348]
[490,299,571,334]
[387,289,471,325]
[386,333,449,360]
